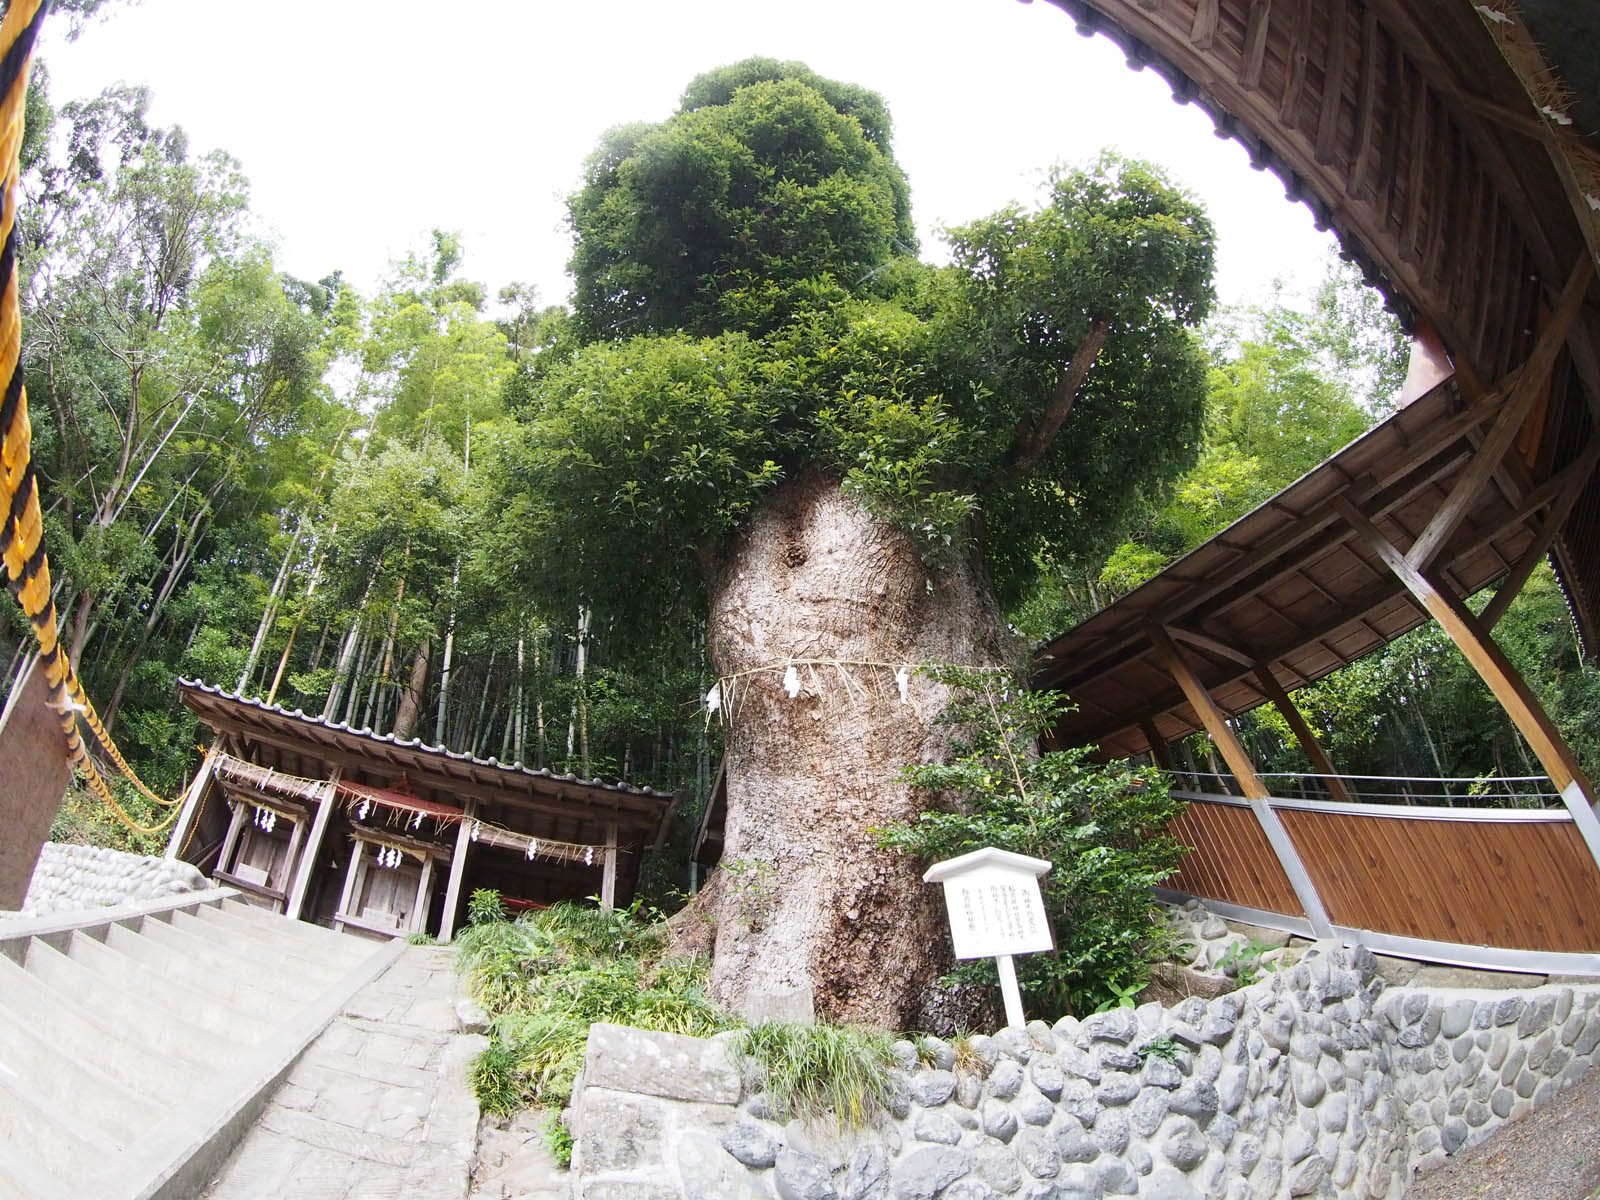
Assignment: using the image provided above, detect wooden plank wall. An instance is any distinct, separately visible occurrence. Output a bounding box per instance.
[1167,799,1304,915]
[1277,809,1600,953]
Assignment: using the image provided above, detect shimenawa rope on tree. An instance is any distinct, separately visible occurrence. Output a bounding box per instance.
[0,0,179,834]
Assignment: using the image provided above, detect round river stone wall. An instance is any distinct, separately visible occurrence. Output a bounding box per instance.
[567,942,1600,1200]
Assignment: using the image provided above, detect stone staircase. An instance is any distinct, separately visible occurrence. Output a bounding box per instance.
[0,888,403,1200]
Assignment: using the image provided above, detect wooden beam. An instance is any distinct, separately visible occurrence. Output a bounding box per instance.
[1138,717,1175,771]
[216,800,249,879]
[1277,0,1308,124]
[1403,66,1429,264]
[1348,5,1379,190]
[1334,494,1594,799]
[437,797,477,942]
[1251,665,1357,805]
[333,841,366,933]
[412,854,435,935]
[1480,433,1600,631]
[1314,0,1348,165]
[285,772,339,922]
[1148,624,1335,936]
[1166,624,1255,668]
[1406,257,1593,570]
[600,822,619,911]
[1240,0,1273,92]
[1189,0,1219,49]
[1147,625,1269,799]
[165,744,221,862]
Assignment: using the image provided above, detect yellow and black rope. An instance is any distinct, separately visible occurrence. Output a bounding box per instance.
[0,0,177,835]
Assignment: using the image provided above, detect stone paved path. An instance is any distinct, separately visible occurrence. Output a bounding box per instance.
[203,943,485,1200]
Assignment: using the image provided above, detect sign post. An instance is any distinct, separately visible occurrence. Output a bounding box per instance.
[922,847,1053,1029]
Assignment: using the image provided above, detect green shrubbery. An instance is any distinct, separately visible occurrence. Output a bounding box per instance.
[457,898,900,1132]
[455,899,730,1116]
[878,665,1188,1016]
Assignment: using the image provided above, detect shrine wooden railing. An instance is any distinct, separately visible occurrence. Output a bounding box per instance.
[1161,778,1600,974]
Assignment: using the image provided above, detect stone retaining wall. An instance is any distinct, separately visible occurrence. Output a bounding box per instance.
[566,943,1600,1200]
[7,842,207,916]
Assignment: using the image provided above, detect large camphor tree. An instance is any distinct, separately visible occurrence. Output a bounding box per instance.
[500,60,1216,1027]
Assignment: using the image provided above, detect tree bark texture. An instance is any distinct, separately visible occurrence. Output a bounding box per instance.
[701,474,1013,1028]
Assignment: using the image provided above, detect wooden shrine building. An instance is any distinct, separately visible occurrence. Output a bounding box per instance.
[165,680,675,940]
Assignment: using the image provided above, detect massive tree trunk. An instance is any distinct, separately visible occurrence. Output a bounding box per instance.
[698,473,1014,1028]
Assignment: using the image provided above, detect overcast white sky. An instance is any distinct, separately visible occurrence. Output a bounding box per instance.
[41,0,1338,311]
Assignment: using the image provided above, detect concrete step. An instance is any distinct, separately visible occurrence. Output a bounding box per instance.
[0,889,409,1200]
[0,993,162,1149]
[25,933,261,1044]
[140,910,343,995]
[0,951,212,1101]
[0,1139,77,1200]
[99,923,293,1024]
[172,902,361,976]
[0,1069,115,1194]
[206,896,375,965]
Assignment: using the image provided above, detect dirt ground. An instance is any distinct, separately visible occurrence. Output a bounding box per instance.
[1404,1063,1600,1200]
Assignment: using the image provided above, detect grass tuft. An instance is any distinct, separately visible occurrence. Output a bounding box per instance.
[737,1021,897,1127]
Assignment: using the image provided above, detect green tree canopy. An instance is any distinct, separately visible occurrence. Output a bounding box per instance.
[517,61,1218,626]
[567,61,917,341]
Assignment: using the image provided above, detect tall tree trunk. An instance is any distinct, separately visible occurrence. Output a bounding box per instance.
[392,641,432,740]
[237,517,304,692]
[513,632,526,765]
[693,474,1012,1028]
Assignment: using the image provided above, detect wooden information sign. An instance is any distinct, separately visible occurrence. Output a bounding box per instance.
[924,847,1053,1028]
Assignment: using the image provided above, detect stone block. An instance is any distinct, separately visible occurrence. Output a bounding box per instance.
[977,1097,1016,1143]
[913,1109,962,1146]
[1014,1089,1053,1126]
[891,1146,970,1200]
[1028,1055,1065,1100]
[984,1059,1024,1100]
[910,1069,955,1107]
[1096,1071,1140,1106]
[574,1090,667,1175]
[970,1145,1022,1193]
[582,1023,741,1105]
[840,1143,889,1200]
[1012,1126,1060,1179]
[679,1131,771,1199]
[776,1147,837,1200]
[721,1121,778,1169]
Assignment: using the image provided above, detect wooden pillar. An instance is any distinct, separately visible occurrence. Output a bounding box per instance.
[334,839,365,931]
[1252,666,1357,805]
[285,769,341,922]
[277,816,306,915]
[438,799,477,942]
[1335,496,1600,867]
[165,744,221,861]
[1148,625,1335,938]
[412,853,435,935]
[1138,718,1175,773]
[600,822,619,911]
[216,800,249,878]
[0,656,74,908]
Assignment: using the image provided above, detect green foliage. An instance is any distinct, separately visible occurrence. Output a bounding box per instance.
[736,1022,897,1127]
[878,665,1188,1016]
[1214,939,1284,988]
[569,60,914,340]
[541,1111,575,1168]
[1136,1033,1180,1063]
[468,888,506,927]
[454,902,730,1113]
